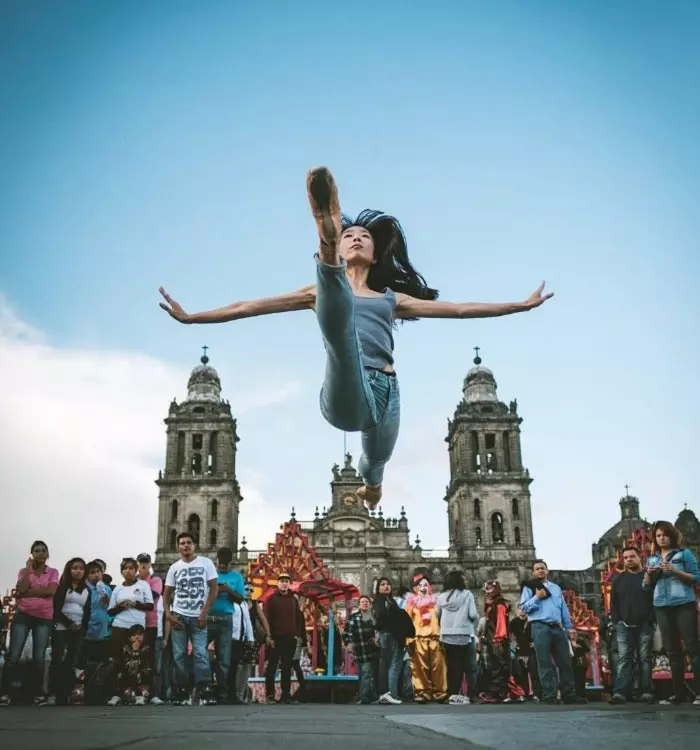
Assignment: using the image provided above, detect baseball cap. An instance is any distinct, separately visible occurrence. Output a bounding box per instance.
[136,553,152,563]
[278,572,291,581]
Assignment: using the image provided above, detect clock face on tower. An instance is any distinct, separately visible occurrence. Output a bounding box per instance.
[342,493,358,507]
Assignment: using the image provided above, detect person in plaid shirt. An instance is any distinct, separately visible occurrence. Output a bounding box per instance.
[344,596,379,704]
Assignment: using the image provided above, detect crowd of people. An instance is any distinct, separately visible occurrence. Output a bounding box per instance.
[0,520,698,708]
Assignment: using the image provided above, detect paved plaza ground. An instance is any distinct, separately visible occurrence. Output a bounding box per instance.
[0,702,698,750]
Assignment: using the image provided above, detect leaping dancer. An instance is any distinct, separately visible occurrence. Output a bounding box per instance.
[159,167,553,510]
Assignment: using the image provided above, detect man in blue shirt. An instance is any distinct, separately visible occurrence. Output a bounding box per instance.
[208,547,245,702]
[519,560,581,704]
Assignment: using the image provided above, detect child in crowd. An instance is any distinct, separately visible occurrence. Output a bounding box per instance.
[109,625,153,706]
[82,561,111,664]
[107,558,154,665]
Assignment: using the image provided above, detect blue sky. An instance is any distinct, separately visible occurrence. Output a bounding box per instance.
[1,0,698,577]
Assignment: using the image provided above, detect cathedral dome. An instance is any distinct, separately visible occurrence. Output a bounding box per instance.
[186,350,222,403]
[463,350,498,403]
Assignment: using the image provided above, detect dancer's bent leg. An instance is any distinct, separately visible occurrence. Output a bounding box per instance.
[357,371,400,506]
[316,256,378,432]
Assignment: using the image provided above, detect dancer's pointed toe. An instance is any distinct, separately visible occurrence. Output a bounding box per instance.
[306,167,342,263]
[357,483,382,511]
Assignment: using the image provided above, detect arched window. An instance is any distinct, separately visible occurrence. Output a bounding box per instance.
[514,526,521,545]
[211,498,218,521]
[209,527,218,548]
[511,497,520,519]
[475,526,482,546]
[171,499,179,521]
[187,514,201,546]
[169,528,177,549]
[473,498,481,519]
[491,512,505,543]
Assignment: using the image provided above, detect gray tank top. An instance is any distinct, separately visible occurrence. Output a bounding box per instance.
[354,290,397,370]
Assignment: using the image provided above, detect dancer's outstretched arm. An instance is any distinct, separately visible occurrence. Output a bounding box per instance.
[395,282,553,320]
[159,285,316,324]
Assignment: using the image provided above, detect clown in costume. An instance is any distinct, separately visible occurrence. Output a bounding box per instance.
[405,574,448,703]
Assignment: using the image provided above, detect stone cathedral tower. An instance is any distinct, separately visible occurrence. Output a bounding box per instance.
[154,349,241,574]
[445,349,536,592]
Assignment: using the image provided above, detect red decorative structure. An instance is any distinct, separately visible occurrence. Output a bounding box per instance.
[247,519,331,599]
[563,589,602,688]
[245,520,360,702]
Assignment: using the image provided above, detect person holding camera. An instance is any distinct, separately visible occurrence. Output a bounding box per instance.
[519,560,581,704]
[643,520,700,706]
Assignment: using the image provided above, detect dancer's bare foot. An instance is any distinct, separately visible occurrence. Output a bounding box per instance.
[357,484,382,511]
[306,167,342,265]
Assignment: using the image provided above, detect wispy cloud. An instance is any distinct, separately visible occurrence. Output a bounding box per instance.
[0,296,299,588]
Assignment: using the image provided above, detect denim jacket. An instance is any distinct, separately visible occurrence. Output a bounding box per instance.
[643,549,700,608]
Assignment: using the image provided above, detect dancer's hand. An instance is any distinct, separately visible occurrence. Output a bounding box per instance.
[159,288,190,323]
[523,282,554,310]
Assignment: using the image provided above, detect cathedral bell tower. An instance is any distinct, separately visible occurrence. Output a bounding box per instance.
[444,348,535,561]
[154,348,242,574]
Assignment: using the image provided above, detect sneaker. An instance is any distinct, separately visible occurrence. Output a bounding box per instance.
[107,696,122,706]
[693,696,700,706]
[641,693,655,704]
[0,695,11,707]
[448,694,470,705]
[199,695,217,706]
[134,696,147,706]
[35,695,56,707]
[379,692,402,705]
[609,694,626,705]
[179,695,193,706]
[659,696,683,705]
[150,696,165,706]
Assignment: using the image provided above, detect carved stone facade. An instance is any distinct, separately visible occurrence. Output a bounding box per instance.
[153,352,242,576]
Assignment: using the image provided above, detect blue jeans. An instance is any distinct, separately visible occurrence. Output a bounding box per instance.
[170,616,211,694]
[0,610,52,698]
[613,622,653,697]
[207,615,232,698]
[316,256,401,487]
[530,622,576,702]
[378,632,404,699]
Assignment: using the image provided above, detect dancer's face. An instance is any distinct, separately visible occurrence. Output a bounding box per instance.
[340,226,375,266]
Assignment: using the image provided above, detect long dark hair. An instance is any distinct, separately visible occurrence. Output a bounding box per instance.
[57,557,88,595]
[374,576,392,596]
[342,210,438,320]
[444,570,466,596]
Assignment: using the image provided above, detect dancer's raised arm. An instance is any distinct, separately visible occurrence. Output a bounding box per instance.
[394,282,553,320]
[159,285,316,324]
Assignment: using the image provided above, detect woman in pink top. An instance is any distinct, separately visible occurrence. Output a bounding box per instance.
[0,541,59,706]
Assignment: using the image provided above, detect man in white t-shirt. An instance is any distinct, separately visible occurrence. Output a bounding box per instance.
[163,532,218,705]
